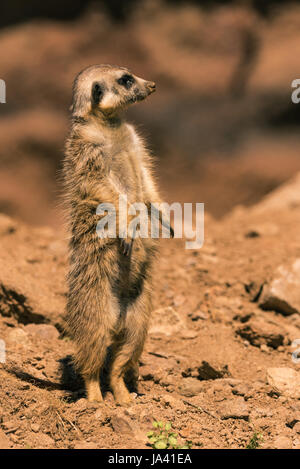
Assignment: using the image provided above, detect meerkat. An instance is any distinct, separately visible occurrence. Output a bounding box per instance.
[62,64,173,406]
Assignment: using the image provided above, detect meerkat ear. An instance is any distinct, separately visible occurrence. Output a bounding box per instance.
[92,82,103,106]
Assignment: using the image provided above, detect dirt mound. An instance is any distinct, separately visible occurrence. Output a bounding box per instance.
[1,175,300,448]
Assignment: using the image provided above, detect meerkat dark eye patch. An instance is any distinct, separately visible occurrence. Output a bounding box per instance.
[92,82,103,105]
[117,74,135,90]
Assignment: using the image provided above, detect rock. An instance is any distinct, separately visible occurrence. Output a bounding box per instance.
[0,428,10,449]
[231,382,254,399]
[161,395,186,411]
[178,378,203,397]
[218,397,249,421]
[110,410,135,435]
[245,223,279,238]
[24,324,59,341]
[188,311,208,321]
[7,327,30,345]
[33,433,55,448]
[71,399,88,412]
[267,367,300,398]
[236,318,284,349]
[293,422,300,434]
[140,365,163,383]
[173,294,185,307]
[160,374,177,387]
[180,329,198,340]
[272,436,292,449]
[286,413,300,429]
[149,307,186,336]
[197,361,230,380]
[259,259,300,315]
[0,214,17,235]
[31,423,40,433]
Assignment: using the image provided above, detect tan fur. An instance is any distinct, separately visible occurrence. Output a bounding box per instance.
[62,64,163,406]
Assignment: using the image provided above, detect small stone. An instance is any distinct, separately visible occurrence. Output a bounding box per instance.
[110,410,134,435]
[232,383,253,398]
[236,318,284,349]
[149,307,186,336]
[161,395,186,411]
[140,365,162,383]
[260,344,269,353]
[293,422,300,434]
[273,436,292,449]
[31,423,40,433]
[267,367,300,398]
[197,361,229,380]
[33,433,55,448]
[178,378,203,397]
[218,397,249,421]
[7,328,30,345]
[0,429,10,449]
[72,398,88,411]
[188,311,208,321]
[180,329,198,340]
[24,324,59,341]
[259,259,300,315]
[173,295,185,307]
[293,438,300,448]
[0,214,17,235]
[9,434,19,443]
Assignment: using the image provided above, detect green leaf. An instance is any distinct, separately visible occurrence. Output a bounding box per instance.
[152,421,159,428]
[168,436,178,447]
[165,422,172,431]
[157,421,164,428]
[147,431,154,437]
[155,440,167,449]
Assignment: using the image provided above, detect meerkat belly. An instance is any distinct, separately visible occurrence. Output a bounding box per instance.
[110,150,143,202]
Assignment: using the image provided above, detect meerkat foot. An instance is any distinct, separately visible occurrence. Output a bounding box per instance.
[85,376,103,403]
[111,379,133,407]
[115,392,133,407]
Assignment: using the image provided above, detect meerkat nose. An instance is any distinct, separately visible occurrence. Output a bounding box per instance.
[147,81,156,93]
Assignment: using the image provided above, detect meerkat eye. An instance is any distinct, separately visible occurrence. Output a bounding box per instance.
[117,74,135,90]
[92,82,103,105]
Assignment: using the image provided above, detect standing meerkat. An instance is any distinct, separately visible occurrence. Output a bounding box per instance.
[63,64,172,406]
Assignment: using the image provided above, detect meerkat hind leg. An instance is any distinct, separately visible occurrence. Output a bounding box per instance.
[110,350,133,407]
[85,371,103,403]
[110,307,149,406]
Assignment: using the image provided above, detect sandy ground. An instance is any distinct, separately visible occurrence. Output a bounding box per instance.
[1,174,300,449]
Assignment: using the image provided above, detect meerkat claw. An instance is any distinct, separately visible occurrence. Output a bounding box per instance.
[121,238,133,256]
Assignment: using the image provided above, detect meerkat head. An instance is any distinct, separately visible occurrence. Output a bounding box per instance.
[71,64,156,118]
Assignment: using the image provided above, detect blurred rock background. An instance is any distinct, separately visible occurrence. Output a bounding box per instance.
[0,0,300,226]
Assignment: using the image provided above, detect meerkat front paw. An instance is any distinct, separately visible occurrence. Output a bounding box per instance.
[120,237,134,256]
